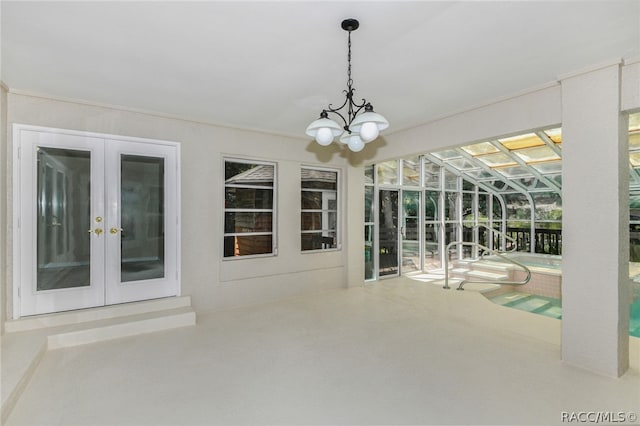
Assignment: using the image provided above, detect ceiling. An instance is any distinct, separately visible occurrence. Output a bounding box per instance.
[2,1,639,138]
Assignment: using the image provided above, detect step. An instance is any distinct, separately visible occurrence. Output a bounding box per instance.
[454,260,475,268]
[511,297,551,313]
[466,270,509,281]
[490,292,531,306]
[47,307,196,349]
[472,260,516,273]
[539,305,563,319]
[450,267,470,276]
[5,296,192,333]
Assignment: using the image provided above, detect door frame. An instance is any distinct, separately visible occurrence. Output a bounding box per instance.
[12,124,181,319]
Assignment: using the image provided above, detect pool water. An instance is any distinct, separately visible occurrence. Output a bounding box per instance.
[489,291,640,337]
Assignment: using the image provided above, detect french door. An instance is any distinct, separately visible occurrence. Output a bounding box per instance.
[15,126,180,317]
[377,189,421,278]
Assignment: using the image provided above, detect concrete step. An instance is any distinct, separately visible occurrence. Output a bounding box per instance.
[5,296,192,333]
[47,306,196,349]
[466,270,509,281]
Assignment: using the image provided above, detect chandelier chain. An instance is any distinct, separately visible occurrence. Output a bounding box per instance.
[347,31,353,89]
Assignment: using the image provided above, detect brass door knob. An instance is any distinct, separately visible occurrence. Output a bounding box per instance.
[88,228,103,236]
[110,227,123,235]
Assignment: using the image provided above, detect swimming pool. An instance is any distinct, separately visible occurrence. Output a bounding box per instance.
[487,291,640,338]
[503,253,562,271]
[483,253,640,337]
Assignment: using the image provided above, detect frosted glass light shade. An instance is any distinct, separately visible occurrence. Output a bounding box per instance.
[359,122,379,142]
[315,127,335,146]
[350,111,389,142]
[340,133,365,152]
[306,117,343,146]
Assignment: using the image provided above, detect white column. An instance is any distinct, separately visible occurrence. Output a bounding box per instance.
[561,63,629,377]
[346,161,365,287]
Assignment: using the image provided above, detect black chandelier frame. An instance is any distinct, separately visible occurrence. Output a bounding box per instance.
[318,18,376,135]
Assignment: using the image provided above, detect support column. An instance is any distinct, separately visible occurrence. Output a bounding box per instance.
[561,63,629,377]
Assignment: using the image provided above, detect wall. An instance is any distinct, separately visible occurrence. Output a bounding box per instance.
[1,85,7,332]
[3,92,350,317]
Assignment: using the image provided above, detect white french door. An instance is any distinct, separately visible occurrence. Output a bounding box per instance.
[15,126,180,317]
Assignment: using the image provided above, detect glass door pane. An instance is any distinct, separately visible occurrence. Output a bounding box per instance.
[378,189,399,277]
[105,139,178,306]
[37,147,91,290]
[120,155,165,283]
[401,190,420,273]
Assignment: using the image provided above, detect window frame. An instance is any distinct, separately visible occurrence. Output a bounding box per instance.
[300,165,341,252]
[223,157,277,259]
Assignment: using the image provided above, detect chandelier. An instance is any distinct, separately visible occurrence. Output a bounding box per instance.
[305,19,389,152]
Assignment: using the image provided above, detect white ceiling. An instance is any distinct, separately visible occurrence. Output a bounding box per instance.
[2,1,639,138]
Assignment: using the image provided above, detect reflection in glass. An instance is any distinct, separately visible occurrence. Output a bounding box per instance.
[37,148,91,291]
[432,150,460,160]
[444,192,458,221]
[424,191,439,221]
[224,235,273,257]
[301,168,338,251]
[462,193,473,220]
[365,225,374,279]
[225,188,273,209]
[464,169,494,180]
[402,157,420,186]
[494,165,532,178]
[121,155,165,283]
[499,133,544,150]
[460,142,499,156]
[476,152,517,168]
[544,128,562,144]
[444,170,458,191]
[301,232,337,251]
[531,161,562,174]
[493,196,503,219]
[225,212,273,233]
[365,187,374,223]
[424,223,440,269]
[224,160,275,257]
[378,190,398,276]
[377,160,398,185]
[505,193,531,223]
[513,145,560,163]
[401,191,420,273]
[448,158,477,171]
[364,165,374,184]
[424,162,440,189]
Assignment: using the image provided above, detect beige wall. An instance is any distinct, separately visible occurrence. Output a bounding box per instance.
[3,93,351,317]
[1,85,7,332]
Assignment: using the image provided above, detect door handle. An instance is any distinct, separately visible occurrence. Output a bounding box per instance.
[88,228,103,236]
[110,227,123,235]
